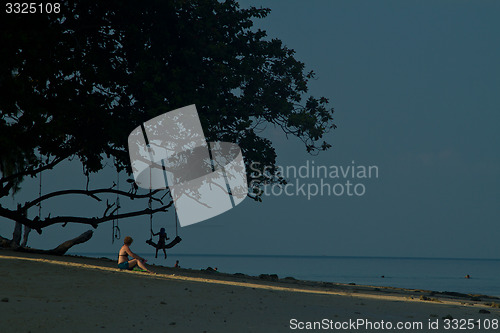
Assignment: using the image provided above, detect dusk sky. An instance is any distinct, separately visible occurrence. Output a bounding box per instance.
[1,1,499,259]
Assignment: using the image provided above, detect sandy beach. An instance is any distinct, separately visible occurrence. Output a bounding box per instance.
[0,250,499,333]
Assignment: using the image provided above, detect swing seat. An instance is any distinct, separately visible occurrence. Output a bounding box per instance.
[146,236,182,249]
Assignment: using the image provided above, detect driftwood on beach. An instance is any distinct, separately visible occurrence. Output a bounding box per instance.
[0,230,93,255]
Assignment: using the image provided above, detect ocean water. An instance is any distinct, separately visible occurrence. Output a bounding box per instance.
[69,252,500,297]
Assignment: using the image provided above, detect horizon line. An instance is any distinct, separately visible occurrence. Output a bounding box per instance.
[69,252,500,261]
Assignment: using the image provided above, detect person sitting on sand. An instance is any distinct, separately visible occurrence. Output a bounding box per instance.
[118,236,153,273]
[152,227,169,259]
[174,260,180,268]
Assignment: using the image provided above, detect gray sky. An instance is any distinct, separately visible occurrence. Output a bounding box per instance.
[1,0,499,258]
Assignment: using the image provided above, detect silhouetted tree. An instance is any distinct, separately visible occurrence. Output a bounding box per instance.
[0,0,335,251]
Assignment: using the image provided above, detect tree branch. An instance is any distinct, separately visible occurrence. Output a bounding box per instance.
[23,188,166,211]
[0,181,16,198]
[0,156,68,184]
[0,198,173,232]
[0,205,41,233]
[1,230,94,255]
[35,202,173,229]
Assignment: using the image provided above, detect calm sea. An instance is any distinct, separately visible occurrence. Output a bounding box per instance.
[69,252,500,297]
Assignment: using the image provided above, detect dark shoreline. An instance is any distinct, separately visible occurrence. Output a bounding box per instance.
[3,248,500,309]
[69,250,500,298]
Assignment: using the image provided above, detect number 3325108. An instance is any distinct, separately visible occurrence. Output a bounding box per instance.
[6,3,61,14]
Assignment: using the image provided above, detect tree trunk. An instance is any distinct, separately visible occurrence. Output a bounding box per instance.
[12,205,27,246]
[49,230,93,255]
[0,230,93,255]
[12,221,22,246]
[20,226,31,247]
[0,234,15,248]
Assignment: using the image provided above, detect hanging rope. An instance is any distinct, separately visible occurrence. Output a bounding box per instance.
[148,165,154,240]
[148,191,153,240]
[175,210,178,237]
[86,172,90,192]
[111,158,121,243]
[114,175,121,240]
[112,164,121,243]
[38,171,42,219]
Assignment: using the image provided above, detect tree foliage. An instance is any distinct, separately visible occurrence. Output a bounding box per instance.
[0,0,336,233]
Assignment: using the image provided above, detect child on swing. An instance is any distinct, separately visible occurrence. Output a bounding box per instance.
[152,227,169,259]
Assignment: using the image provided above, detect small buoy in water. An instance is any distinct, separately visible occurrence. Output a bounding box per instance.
[465,274,470,279]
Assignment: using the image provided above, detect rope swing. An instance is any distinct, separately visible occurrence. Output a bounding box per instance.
[145,165,182,252]
[111,159,121,243]
[148,165,153,240]
[38,171,42,219]
[148,186,153,240]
